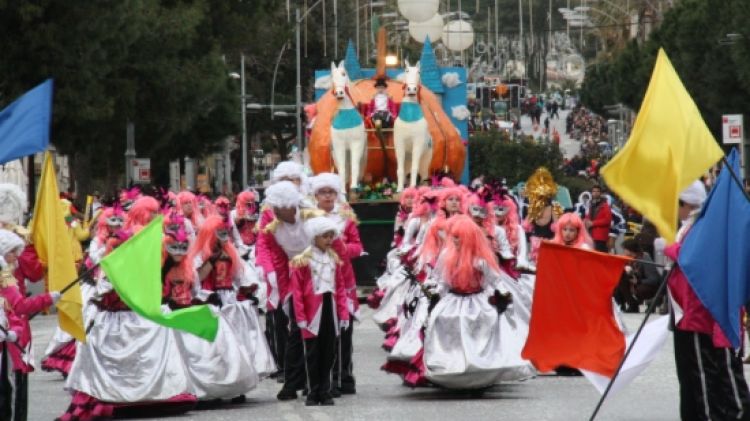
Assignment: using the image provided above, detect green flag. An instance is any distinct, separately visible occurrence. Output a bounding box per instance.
[100,215,219,341]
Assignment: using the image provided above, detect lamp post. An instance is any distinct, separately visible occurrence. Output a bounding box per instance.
[240,54,248,189]
[296,0,326,154]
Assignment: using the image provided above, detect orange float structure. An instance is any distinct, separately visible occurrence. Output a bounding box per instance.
[308,31,467,187]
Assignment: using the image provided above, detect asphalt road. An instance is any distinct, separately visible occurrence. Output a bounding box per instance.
[25,306,695,421]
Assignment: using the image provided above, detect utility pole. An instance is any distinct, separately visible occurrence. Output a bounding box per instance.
[240,53,248,188]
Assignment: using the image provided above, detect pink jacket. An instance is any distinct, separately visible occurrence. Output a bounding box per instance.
[1,285,53,372]
[666,241,732,348]
[331,219,363,317]
[14,245,44,297]
[255,229,290,311]
[290,257,349,340]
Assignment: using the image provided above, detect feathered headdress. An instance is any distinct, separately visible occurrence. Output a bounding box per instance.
[524,168,561,221]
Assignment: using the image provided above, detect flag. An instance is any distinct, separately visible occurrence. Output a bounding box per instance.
[600,49,723,243]
[582,315,670,396]
[100,216,219,341]
[30,152,85,341]
[521,242,630,377]
[679,148,750,348]
[0,79,53,165]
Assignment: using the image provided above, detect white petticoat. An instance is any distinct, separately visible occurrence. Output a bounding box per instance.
[372,269,411,327]
[66,311,191,402]
[424,289,536,390]
[168,304,259,400]
[388,284,429,362]
[220,301,277,378]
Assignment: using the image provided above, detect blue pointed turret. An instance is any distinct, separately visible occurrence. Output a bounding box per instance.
[343,39,363,81]
[419,36,444,94]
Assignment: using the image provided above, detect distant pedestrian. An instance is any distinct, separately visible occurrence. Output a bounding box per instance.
[584,185,612,253]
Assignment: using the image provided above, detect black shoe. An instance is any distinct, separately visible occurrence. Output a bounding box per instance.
[330,388,342,398]
[305,395,319,406]
[231,395,246,404]
[277,389,297,401]
[340,384,356,395]
[302,388,309,396]
[276,374,285,384]
[320,397,335,406]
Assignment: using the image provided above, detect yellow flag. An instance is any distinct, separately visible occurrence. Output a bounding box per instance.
[601,48,723,243]
[30,152,85,341]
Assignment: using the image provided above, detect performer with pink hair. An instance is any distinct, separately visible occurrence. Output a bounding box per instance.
[175,191,201,240]
[552,213,593,250]
[124,196,160,234]
[392,187,418,248]
[165,227,264,403]
[231,191,259,260]
[421,215,535,389]
[493,195,531,276]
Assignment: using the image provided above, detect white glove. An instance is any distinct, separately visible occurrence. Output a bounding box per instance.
[50,291,62,304]
[624,265,633,274]
[0,330,6,342]
[6,331,17,343]
[340,320,350,330]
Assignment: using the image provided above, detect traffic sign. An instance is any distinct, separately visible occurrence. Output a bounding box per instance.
[722,114,743,144]
[131,158,151,183]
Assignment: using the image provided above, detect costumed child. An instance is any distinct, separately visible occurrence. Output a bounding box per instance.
[421,215,535,389]
[255,181,321,401]
[231,191,259,261]
[0,229,60,421]
[0,184,44,298]
[289,217,349,406]
[493,193,531,276]
[551,213,593,250]
[311,173,363,396]
[523,168,563,265]
[60,202,196,421]
[175,192,201,240]
[164,228,261,404]
[367,77,398,128]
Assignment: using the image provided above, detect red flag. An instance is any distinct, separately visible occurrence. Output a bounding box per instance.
[521,241,631,377]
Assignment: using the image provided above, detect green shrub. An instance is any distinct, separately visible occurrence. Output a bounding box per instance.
[469,131,564,186]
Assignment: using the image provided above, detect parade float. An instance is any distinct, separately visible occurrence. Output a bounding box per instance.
[307,30,470,284]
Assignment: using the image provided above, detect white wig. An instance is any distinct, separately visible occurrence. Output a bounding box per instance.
[264,181,303,209]
[271,161,305,183]
[304,216,339,239]
[679,180,707,206]
[310,173,342,195]
[0,183,27,225]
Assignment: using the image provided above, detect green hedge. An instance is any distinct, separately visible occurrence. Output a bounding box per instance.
[469,131,564,187]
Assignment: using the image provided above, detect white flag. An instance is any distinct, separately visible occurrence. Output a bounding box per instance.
[582,315,670,397]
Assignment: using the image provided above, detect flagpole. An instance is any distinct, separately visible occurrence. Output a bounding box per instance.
[721,155,750,202]
[28,263,99,322]
[588,268,672,421]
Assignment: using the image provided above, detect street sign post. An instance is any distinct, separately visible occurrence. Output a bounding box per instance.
[131,158,151,184]
[722,114,743,145]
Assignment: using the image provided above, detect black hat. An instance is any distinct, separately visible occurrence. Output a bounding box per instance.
[375,78,387,88]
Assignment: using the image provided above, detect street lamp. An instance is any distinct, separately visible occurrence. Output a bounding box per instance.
[229,55,248,189]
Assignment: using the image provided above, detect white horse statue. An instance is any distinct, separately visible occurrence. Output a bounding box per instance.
[394,60,433,191]
[329,61,367,190]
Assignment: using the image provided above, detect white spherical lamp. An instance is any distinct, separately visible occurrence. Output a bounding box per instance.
[409,14,443,43]
[397,0,439,23]
[442,20,475,51]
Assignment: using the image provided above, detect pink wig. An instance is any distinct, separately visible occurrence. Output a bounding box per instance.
[197,195,214,219]
[236,191,257,219]
[399,187,419,210]
[125,196,159,232]
[214,196,231,217]
[96,208,114,242]
[495,197,520,253]
[441,215,501,293]
[162,230,195,284]
[176,191,199,226]
[465,194,496,238]
[411,187,436,218]
[553,212,593,248]
[187,215,242,279]
[437,187,465,218]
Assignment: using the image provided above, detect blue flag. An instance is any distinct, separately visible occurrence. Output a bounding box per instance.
[679,149,750,348]
[0,79,53,165]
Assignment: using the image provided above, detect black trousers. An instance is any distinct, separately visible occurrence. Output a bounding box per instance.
[282,305,307,392]
[593,240,608,253]
[0,344,27,421]
[333,320,355,390]
[303,293,336,401]
[674,329,750,421]
[265,308,288,373]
